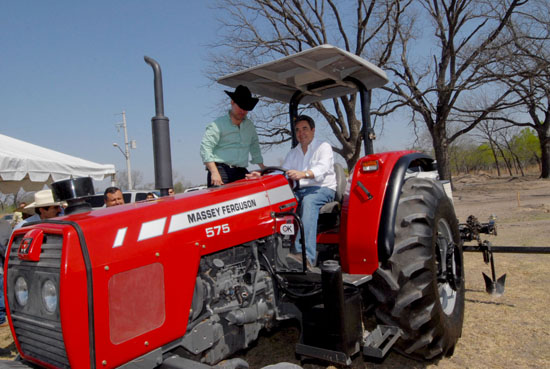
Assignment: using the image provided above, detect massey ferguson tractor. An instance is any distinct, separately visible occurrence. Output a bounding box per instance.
[2,45,465,369]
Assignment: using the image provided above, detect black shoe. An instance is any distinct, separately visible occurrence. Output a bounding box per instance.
[286,253,313,270]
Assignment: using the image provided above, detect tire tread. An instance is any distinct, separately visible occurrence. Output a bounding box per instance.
[368,177,465,360]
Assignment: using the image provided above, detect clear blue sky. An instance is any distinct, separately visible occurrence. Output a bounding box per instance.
[1,1,412,190]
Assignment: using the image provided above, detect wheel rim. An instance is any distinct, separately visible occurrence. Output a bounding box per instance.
[436,218,460,315]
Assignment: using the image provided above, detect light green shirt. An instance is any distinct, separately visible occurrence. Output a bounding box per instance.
[200,112,263,168]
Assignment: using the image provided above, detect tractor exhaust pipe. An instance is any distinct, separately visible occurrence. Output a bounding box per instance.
[144,56,173,197]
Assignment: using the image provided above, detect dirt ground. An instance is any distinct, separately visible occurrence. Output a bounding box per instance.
[1,174,549,368]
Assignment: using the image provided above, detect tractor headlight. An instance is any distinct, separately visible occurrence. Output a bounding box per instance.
[14,276,29,306]
[41,280,58,313]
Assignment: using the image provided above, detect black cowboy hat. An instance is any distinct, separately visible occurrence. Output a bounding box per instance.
[225,85,259,111]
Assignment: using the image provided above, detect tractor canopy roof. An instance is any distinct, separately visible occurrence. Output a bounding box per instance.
[218,44,388,105]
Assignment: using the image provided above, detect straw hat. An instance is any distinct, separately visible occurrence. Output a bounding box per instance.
[24,190,62,210]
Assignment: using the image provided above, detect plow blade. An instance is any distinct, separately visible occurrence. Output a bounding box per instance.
[482,272,506,296]
[463,245,549,296]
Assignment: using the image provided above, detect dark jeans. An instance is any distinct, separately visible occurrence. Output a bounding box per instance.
[207,163,249,187]
[0,274,5,324]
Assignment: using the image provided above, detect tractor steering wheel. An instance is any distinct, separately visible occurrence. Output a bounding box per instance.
[259,166,300,191]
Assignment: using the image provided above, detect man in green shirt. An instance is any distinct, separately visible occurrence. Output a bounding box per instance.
[200,85,265,187]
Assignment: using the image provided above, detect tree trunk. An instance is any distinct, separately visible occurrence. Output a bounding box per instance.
[534,154,542,172]
[536,128,550,179]
[513,153,525,176]
[495,143,513,176]
[489,141,501,177]
[453,158,460,175]
[432,134,452,182]
[503,137,524,176]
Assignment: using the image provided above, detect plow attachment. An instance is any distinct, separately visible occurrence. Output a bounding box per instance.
[460,215,550,296]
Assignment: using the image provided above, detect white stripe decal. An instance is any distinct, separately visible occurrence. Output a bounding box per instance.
[112,185,295,248]
[267,185,295,205]
[168,190,272,233]
[138,217,167,241]
[113,227,127,248]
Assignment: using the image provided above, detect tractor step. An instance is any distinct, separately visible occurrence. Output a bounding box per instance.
[296,261,363,366]
[160,355,302,369]
[342,273,372,286]
[296,343,355,366]
[362,325,402,359]
[160,355,250,369]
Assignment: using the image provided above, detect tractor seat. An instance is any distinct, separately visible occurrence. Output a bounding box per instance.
[317,163,346,232]
[320,163,346,214]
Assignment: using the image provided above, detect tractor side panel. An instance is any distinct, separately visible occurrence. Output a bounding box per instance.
[339,151,415,275]
[87,217,202,369]
[60,226,93,369]
[81,175,294,368]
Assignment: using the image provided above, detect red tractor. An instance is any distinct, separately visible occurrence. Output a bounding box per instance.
[2,45,464,369]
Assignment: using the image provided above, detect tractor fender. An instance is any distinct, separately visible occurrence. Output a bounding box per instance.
[339,151,434,275]
[377,152,435,262]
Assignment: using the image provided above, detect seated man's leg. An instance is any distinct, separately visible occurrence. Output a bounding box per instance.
[295,186,336,264]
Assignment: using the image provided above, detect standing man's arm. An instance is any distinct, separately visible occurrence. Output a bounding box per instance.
[205,162,223,186]
[200,123,224,186]
[249,123,265,171]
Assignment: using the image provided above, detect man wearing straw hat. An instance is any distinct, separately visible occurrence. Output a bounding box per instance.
[13,189,62,231]
[200,85,266,187]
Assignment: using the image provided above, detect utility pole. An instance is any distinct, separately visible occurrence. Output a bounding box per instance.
[113,111,136,190]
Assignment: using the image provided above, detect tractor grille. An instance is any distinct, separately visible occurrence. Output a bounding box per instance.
[7,233,70,369]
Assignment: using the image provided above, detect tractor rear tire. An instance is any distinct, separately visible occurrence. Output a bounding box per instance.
[368,177,464,360]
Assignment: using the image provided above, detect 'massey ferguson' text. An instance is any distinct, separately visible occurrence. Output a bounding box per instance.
[187,199,257,224]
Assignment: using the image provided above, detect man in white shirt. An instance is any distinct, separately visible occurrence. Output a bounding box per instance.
[282,115,337,266]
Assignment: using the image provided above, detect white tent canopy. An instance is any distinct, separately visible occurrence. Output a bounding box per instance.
[0,133,116,194]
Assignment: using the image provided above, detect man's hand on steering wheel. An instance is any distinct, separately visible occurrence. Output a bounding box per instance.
[245,171,262,179]
[251,166,301,190]
[286,169,309,181]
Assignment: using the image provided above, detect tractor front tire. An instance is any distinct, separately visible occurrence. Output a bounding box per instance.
[368,177,465,360]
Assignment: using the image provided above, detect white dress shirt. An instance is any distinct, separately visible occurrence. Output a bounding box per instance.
[282,139,337,190]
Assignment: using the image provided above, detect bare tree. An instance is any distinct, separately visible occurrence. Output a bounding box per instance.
[487,0,550,178]
[208,0,409,169]
[172,170,194,192]
[116,170,144,191]
[473,120,508,176]
[381,0,526,181]
[498,129,525,176]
